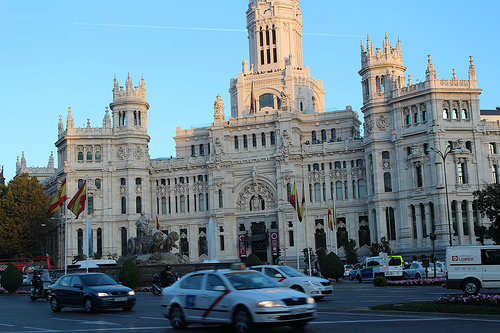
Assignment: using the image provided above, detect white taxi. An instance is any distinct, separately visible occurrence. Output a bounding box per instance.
[161,265,316,332]
[251,265,333,300]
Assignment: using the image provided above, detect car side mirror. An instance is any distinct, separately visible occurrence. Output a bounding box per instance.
[274,273,283,278]
[213,285,227,292]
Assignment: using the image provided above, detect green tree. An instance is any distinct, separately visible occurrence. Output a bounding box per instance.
[118,259,142,289]
[0,174,51,258]
[319,252,344,280]
[370,237,392,256]
[244,253,263,266]
[345,239,358,264]
[473,184,500,244]
[1,264,23,294]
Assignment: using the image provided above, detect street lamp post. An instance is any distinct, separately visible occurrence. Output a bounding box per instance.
[432,145,455,247]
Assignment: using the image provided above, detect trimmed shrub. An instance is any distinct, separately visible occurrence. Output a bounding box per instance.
[319,252,344,280]
[118,259,142,289]
[374,276,388,286]
[1,264,23,294]
[244,253,263,267]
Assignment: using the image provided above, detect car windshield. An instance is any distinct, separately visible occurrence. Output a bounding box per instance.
[279,266,305,277]
[225,272,280,290]
[81,274,117,286]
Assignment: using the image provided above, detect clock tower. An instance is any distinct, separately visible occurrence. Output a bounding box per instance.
[229,0,325,117]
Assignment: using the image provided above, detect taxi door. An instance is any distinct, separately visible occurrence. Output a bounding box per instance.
[179,273,206,321]
[198,274,232,323]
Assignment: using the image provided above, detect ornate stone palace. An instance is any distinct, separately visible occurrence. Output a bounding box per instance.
[19,0,499,269]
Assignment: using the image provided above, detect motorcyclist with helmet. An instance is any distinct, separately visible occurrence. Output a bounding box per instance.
[159,264,176,286]
[32,270,43,295]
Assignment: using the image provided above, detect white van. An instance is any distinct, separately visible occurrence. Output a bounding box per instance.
[444,245,500,295]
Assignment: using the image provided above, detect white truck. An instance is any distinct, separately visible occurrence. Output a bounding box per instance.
[444,245,500,295]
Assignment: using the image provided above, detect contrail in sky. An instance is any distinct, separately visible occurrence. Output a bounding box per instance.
[74,22,361,38]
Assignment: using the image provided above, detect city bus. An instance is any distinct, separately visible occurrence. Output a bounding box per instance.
[0,256,55,274]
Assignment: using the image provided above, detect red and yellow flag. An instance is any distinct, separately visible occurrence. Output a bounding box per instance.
[250,81,255,113]
[46,179,67,215]
[67,181,86,219]
[289,183,296,210]
[328,201,333,231]
[297,184,305,222]
[156,216,161,230]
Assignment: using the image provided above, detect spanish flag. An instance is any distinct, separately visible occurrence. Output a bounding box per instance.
[249,81,255,113]
[297,184,305,222]
[156,216,161,230]
[46,179,67,215]
[67,181,86,219]
[328,202,333,231]
[289,183,296,210]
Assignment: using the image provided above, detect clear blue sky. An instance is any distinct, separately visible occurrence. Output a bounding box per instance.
[1,0,498,182]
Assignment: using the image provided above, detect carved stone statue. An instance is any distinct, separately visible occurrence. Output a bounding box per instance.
[135,211,152,238]
[163,231,180,252]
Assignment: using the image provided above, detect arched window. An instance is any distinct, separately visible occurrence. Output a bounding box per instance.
[199,144,204,156]
[452,109,459,119]
[78,151,83,161]
[218,189,223,208]
[313,163,320,171]
[461,109,468,119]
[331,128,336,141]
[259,93,275,109]
[312,131,317,144]
[358,179,367,198]
[234,136,239,149]
[86,151,92,161]
[386,207,396,240]
[243,135,248,148]
[121,227,127,255]
[321,129,327,142]
[97,228,102,256]
[443,108,449,119]
[78,179,84,189]
[335,161,342,169]
[95,178,101,189]
[95,151,101,161]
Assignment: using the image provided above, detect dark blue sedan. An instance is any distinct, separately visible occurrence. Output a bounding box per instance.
[49,273,136,313]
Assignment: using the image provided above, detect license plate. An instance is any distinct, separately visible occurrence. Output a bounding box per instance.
[289,307,306,314]
[115,297,127,301]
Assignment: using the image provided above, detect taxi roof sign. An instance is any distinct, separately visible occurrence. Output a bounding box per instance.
[231,263,246,270]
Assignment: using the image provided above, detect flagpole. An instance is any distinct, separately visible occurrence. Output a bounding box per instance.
[85,174,89,273]
[301,176,312,276]
[294,183,299,270]
[64,202,68,275]
[333,197,338,255]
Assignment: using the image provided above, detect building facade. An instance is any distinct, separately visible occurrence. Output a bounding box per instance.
[23,0,499,269]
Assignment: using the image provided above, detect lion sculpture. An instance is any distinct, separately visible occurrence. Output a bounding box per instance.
[163,231,180,253]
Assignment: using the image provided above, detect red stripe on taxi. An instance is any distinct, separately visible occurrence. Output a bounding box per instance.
[202,290,230,319]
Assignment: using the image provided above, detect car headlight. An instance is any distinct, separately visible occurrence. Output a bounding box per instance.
[305,281,322,287]
[257,300,283,307]
[128,290,135,296]
[97,292,110,297]
[307,297,315,304]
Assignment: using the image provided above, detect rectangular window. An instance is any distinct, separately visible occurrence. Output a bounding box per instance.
[416,165,423,187]
[218,190,223,208]
[220,235,225,251]
[88,197,94,215]
[492,165,498,184]
[180,195,185,213]
[121,197,126,214]
[234,136,239,149]
[136,196,142,213]
[162,197,167,214]
[191,145,196,157]
[458,162,468,184]
[252,134,257,147]
[261,133,266,147]
[243,135,248,148]
[288,230,294,247]
[489,143,497,154]
[270,131,276,145]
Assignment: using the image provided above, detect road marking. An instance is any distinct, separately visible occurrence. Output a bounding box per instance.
[51,318,119,326]
[0,323,15,327]
[140,316,168,320]
[22,327,57,332]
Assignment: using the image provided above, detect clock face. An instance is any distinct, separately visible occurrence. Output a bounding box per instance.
[262,7,271,18]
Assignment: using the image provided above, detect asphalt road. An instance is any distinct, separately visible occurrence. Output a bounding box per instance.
[1,282,499,333]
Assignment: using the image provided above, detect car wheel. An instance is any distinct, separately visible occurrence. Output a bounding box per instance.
[462,279,480,296]
[291,320,308,330]
[122,306,133,311]
[416,273,422,279]
[170,305,187,330]
[291,285,304,293]
[84,297,96,313]
[233,306,253,333]
[50,297,61,312]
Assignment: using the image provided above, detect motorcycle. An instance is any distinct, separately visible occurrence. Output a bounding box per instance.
[152,273,176,295]
[29,281,51,301]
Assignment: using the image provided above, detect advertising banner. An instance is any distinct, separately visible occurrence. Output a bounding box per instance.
[238,234,247,257]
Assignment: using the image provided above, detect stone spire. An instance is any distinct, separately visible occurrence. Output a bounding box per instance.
[67,107,74,129]
[425,54,437,80]
[58,115,64,136]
